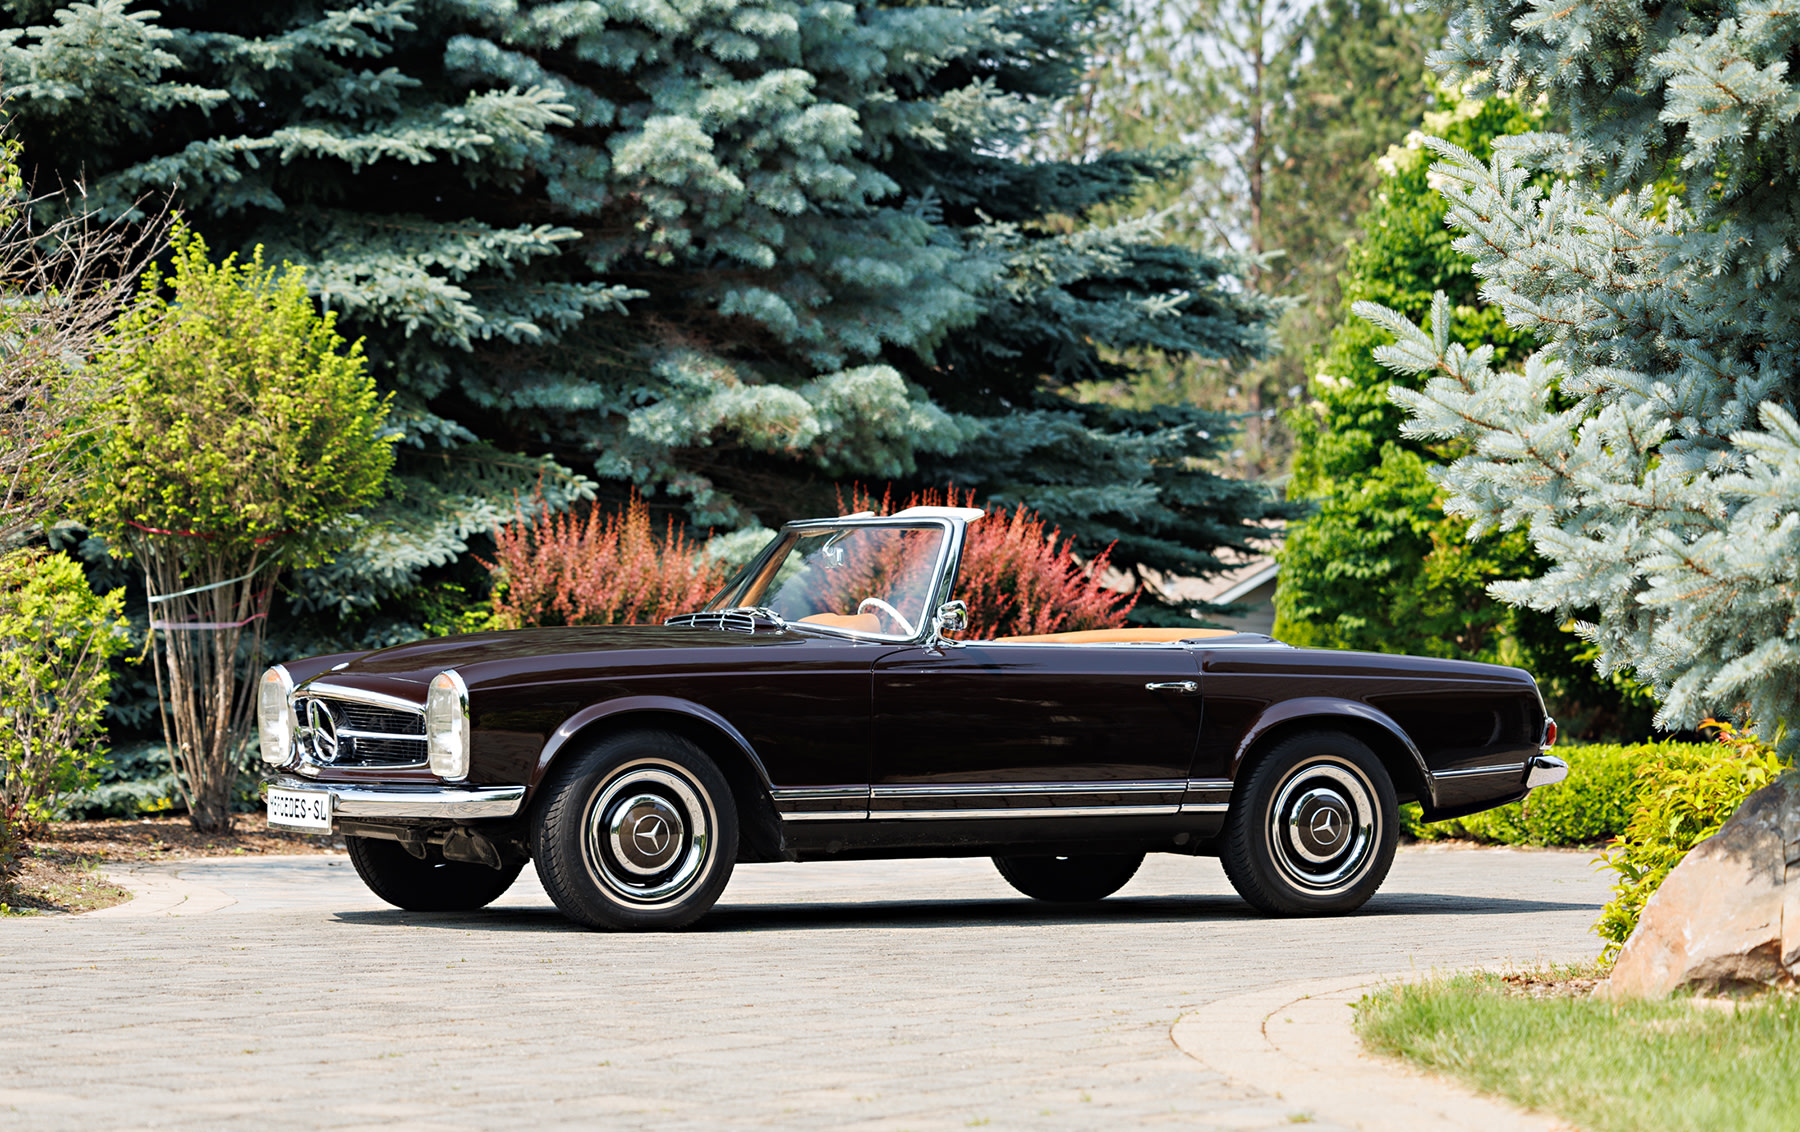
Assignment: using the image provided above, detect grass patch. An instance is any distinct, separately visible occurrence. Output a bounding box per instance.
[1356,970,1800,1132]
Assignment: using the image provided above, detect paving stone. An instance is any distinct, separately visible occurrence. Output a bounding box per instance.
[1,846,1603,1129]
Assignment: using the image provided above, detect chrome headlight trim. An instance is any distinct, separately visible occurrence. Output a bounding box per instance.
[426,669,471,781]
[257,665,298,767]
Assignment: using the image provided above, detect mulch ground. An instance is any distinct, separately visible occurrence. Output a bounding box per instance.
[3,816,343,916]
[1495,967,1604,1000]
[33,815,343,862]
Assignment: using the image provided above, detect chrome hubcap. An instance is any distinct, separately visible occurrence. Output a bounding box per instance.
[1268,758,1377,895]
[583,762,714,905]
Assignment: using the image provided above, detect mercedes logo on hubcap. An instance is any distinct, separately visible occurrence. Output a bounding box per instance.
[633,814,670,855]
[1310,807,1343,844]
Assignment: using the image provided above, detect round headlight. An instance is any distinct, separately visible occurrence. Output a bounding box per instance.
[426,670,470,780]
[257,666,297,766]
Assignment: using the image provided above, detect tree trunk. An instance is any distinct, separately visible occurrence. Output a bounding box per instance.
[1245,0,1268,458]
[139,539,274,834]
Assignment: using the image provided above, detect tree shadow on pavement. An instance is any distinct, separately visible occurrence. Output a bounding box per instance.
[329,890,1598,934]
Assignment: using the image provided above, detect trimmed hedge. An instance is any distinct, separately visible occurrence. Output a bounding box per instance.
[1401,740,1704,847]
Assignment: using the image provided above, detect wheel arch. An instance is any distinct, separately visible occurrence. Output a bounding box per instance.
[1229,697,1435,808]
[530,696,787,863]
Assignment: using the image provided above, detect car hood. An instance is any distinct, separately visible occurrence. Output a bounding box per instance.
[292,624,810,701]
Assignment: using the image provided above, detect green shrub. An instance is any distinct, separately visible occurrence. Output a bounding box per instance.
[87,223,395,832]
[1595,722,1785,959]
[0,549,129,834]
[1402,740,1700,847]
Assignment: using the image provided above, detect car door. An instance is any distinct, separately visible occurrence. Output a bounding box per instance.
[678,634,881,822]
[869,642,1202,819]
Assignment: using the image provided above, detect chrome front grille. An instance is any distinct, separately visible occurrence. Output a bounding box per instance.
[295,695,429,768]
[336,703,425,736]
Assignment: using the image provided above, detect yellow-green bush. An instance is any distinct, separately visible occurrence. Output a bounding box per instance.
[1594,722,1785,958]
[0,550,128,830]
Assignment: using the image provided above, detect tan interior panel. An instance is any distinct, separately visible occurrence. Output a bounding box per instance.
[798,612,885,634]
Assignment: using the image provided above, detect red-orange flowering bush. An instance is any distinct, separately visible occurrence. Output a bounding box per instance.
[840,487,1135,638]
[484,492,728,629]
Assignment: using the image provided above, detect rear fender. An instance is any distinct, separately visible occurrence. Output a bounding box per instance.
[1229,696,1435,808]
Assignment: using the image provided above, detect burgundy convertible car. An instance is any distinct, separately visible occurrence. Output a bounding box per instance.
[261,506,1566,929]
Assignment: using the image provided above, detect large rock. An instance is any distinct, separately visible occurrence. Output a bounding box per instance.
[1606,773,1800,997]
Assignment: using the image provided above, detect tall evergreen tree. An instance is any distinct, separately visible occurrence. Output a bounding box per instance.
[1042,0,1445,476]
[2,0,1286,636]
[1361,0,1800,745]
[1276,90,1651,737]
[1278,92,1539,659]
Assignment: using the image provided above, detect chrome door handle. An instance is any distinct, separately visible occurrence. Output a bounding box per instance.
[1145,681,1199,694]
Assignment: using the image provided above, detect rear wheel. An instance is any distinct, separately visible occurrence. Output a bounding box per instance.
[993,852,1145,902]
[1220,730,1397,916]
[531,729,738,931]
[345,836,523,912]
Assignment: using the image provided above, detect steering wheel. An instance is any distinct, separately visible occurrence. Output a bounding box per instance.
[856,596,917,637]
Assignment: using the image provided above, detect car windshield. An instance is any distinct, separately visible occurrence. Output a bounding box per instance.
[705,523,947,639]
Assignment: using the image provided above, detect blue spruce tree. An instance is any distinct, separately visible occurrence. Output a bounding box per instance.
[3,0,1289,636]
[1356,0,1800,745]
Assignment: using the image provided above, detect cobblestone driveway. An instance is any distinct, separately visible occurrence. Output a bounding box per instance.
[2,845,1605,1131]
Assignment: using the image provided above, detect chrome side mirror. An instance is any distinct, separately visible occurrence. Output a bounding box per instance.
[932,600,969,643]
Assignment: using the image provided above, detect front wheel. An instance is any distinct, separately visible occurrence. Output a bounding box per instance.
[1220,730,1397,916]
[345,836,524,912]
[993,852,1144,902]
[531,729,738,931]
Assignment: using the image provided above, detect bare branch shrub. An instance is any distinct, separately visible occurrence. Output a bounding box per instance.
[0,171,165,546]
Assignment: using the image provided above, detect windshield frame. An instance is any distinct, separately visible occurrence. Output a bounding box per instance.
[700,516,968,644]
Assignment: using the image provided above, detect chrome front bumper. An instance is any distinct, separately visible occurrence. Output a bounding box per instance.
[265,775,526,823]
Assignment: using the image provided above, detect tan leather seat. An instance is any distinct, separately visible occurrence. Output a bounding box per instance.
[798,612,885,634]
[988,627,1238,644]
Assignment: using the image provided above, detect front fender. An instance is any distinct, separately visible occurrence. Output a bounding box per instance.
[1229,696,1435,808]
[529,694,773,793]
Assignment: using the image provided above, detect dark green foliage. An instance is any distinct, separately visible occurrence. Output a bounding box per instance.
[61,741,181,820]
[2,0,1286,637]
[1275,90,1650,736]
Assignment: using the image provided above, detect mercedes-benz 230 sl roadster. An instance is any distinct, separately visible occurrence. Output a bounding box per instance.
[261,505,1567,929]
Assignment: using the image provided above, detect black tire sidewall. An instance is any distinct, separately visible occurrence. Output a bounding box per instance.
[992,852,1145,902]
[344,835,523,912]
[532,730,739,930]
[1222,731,1398,916]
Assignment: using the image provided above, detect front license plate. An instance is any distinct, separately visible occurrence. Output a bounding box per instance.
[267,787,333,831]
